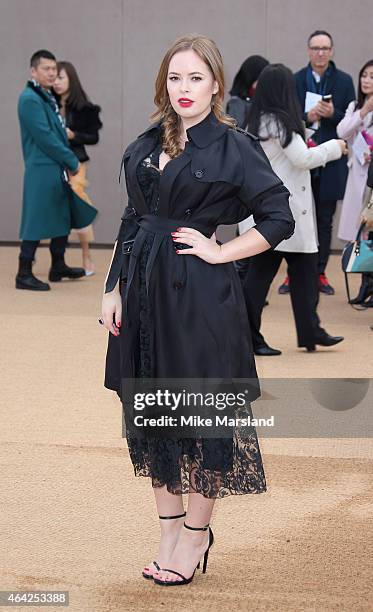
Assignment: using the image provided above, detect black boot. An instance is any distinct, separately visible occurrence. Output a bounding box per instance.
[48,253,85,282]
[15,257,50,291]
[350,273,373,304]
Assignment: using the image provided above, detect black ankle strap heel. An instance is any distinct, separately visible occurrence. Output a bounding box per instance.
[184,521,214,574]
[153,521,215,585]
[142,511,186,580]
[184,522,214,574]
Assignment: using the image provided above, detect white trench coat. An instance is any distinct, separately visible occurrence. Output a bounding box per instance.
[239,118,342,252]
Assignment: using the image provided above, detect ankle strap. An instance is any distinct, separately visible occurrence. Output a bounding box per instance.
[183,521,209,531]
[158,511,186,520]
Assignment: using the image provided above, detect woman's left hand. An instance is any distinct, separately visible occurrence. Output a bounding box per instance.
[66,127,75,140]
[171,228,223,264]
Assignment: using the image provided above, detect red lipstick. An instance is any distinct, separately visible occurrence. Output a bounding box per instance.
[178,98,193,108]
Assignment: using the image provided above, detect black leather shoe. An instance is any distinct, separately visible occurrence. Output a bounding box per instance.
[48,256,85,282]
[15,258,50,291]
[305,334,344,352]
[254,344,282,356]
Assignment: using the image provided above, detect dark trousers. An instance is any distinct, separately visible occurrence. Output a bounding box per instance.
[243,250,325,348]
[20,235,68,261]
[311,175,337,275]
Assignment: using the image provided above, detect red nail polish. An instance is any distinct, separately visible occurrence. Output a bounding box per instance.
[117,321,121,327]
[176,227,182,231]
[171,232,176,236]
[176,250,180,254]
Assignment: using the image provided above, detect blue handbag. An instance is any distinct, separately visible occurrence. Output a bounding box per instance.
[341,222,373,304]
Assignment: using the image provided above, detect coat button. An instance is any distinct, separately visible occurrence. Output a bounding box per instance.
[194,170,204,179]
[173,281,184,289]
[185,208,192,216]
[301,186,306,191]
[302,210,307,215]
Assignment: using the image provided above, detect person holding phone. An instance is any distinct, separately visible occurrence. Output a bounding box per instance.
[278,30,355,297]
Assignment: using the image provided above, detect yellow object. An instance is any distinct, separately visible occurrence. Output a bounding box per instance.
[69,163,95,243]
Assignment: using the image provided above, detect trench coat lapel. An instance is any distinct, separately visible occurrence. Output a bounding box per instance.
[126,112,227,218]
[157,112,228,217]
[125,127,160,216]
[158,149,191,217]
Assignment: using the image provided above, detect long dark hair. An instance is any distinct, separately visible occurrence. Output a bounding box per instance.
[56,61,92,111]
[229,55,269,99]
[356,59,373,110]
[246,63,305,148]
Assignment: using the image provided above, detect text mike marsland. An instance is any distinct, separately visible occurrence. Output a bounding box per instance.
[133,415,275,427]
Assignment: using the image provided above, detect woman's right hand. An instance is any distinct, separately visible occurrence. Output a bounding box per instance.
[337,139,348,155]
[101,289,122,336]
[360,96,373,119]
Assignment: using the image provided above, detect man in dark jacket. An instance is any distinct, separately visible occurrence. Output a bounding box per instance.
[16,50,95,291]
[293,30,355,295]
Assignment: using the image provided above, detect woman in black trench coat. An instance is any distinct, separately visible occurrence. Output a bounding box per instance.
[101,34,294,587]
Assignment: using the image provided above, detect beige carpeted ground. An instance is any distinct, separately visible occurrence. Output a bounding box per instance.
[1,246,372,612]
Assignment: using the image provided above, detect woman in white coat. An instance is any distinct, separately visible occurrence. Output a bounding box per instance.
[243,64,347,354]
[337,59,373,304]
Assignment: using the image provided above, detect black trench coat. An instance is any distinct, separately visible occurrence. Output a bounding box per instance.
[104,112,294,398]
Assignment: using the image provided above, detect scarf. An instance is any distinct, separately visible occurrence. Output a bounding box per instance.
[27,79,66,129]
[305,63,333,96]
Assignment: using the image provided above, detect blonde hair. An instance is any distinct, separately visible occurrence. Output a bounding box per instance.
[151,34,236,158]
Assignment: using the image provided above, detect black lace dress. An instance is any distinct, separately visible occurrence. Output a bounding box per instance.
[123,143,267,499]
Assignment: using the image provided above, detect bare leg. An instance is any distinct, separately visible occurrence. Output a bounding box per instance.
[79,235,95,274]
[143,485,184,578]
[157,492,215,582]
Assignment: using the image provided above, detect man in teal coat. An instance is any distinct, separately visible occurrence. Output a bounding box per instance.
[16,49,97,291]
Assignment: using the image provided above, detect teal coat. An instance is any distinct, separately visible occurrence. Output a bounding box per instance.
[18,82,97,240]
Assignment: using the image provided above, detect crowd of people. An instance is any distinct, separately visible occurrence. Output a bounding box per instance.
[15,33,372,337]
[227,30,373,354]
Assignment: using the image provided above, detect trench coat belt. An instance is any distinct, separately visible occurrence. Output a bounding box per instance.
[135,214,215,236]
[122,213,216,320]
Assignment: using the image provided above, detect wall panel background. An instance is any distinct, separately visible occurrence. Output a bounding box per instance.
[1,0,372,245]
